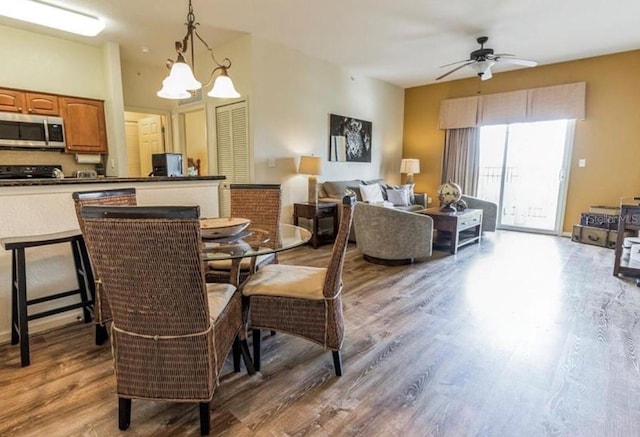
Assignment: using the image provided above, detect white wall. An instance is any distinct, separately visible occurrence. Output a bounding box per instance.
[249,37,405,219]
[0,24,106,98]
[120,60,176,112]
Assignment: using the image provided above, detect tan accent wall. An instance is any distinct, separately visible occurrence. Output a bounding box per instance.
[404,49,640,233]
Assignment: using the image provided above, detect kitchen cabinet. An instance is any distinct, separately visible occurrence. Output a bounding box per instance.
[0,88,59,115]
[59,97,108,153]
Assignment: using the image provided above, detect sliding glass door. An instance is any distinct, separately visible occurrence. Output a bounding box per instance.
[477,120,573,233]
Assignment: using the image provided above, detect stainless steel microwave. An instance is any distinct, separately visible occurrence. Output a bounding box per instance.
[0,112,66,150]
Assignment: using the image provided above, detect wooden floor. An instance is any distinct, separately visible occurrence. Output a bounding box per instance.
[2,231,640,436]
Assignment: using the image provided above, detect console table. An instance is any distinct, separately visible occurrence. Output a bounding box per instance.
[420,208,483,254]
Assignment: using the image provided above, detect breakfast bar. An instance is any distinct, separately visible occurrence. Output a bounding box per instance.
[0,176,225,343]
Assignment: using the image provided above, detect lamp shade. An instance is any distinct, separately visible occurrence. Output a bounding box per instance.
[298,155,322,175]
[156,76,191,99]
[400,159,420,175]
[167,60,202,91]
[208,73,240,98]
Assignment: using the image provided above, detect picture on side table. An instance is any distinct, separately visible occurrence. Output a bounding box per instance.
[328,114,372,162]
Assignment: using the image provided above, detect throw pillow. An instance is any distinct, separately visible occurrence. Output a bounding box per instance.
[400,183,416,204]
[359,183,384,203]
[385,183,416,204]
[387,187,411,206]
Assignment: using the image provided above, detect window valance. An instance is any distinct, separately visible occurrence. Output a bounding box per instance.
[438,82,586,129]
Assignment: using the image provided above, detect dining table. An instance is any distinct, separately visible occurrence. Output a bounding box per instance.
[200,222,312,287]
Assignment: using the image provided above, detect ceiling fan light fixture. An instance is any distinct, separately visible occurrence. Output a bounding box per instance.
[470,60,495,76]
[158,0,240,100]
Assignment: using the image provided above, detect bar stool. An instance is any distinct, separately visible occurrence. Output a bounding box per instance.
[1,230,94,367]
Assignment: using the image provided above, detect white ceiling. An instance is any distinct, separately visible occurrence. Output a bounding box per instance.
[2,0,640,88]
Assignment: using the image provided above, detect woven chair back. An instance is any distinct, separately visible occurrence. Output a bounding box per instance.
[80,205,217,400]
[230,184,282,248]
[322,195,356,298]
[81,206,210,336]
[72,188,137,236]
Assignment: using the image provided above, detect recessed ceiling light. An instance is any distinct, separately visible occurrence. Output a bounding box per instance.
[141,46,151,53]
[0,0,105,37]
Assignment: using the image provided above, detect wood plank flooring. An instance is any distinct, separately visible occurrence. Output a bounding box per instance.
[2,231,640,436]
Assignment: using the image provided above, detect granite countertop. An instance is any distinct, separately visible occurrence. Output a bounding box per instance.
[0,175,226,187]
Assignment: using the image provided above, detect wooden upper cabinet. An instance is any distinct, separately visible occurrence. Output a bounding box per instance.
[59,97,108,154]
[25,93,59,115]
[0,89,26,113]
[0,89,59,115]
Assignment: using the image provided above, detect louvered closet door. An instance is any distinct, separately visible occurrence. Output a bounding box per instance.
[216,101,249,217]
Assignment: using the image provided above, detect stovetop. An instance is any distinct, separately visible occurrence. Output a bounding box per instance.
[0,165,62,179]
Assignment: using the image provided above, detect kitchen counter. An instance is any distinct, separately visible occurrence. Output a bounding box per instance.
[0,175,225,187]
[0,177,225,343]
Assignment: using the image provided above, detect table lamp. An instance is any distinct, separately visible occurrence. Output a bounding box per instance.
[298,155,323,204]
[400,158,420,184]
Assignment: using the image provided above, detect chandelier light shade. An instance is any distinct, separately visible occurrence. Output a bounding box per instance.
[0,0,105,37]
[400,158,420,184]
[157,0,239,100]
[298,155,323,204]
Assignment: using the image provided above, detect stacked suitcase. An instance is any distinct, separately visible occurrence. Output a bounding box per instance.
[572,206,635,248]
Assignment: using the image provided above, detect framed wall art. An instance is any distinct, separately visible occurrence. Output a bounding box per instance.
[328,114,372,162]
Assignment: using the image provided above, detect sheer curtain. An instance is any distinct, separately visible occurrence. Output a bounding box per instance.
[441,127,480,196]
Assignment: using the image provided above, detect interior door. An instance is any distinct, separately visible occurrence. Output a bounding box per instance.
[138,115,164,176]
[215,100,249,217]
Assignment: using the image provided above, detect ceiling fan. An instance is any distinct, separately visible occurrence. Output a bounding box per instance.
[436,36,538,81]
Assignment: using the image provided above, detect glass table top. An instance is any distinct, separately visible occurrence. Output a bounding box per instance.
[201,223,312,261]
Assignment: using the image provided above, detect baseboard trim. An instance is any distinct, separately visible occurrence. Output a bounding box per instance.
[0,311,83,346]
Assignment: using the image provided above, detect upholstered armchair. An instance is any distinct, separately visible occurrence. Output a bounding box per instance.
[353,202,434,264]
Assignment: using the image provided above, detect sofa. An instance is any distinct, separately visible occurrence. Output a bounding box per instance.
[318,179,427,242]
[353,202,433,264]
[319,179,427,212]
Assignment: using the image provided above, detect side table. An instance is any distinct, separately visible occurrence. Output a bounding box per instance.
[293,202,338,249]
[420,208,483,254]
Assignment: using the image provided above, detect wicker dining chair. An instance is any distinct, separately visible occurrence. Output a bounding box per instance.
[72,188,137,345]
[80,205,253,435]
[206,184,282,285]
[242,195,355,376]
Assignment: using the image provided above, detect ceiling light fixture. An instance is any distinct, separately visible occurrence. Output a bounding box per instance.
[157,0,240,100]
[0,0,105,37]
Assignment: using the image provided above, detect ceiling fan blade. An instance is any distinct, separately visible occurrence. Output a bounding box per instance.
[439,59,472,68]
[436,61,476,81]
[495,56,538,67]
[481,68,493,81]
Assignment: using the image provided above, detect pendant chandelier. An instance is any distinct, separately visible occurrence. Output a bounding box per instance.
[157,0,240,100]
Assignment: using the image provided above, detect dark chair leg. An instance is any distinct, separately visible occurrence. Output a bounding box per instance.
[95,324,109,345]
[199,402,210,436]
[252,329,261,372]
[240,338,256,375]
[118,397,131,430]
[332,351,343,377]
[270,330,276,336]
[232,337,241,372]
